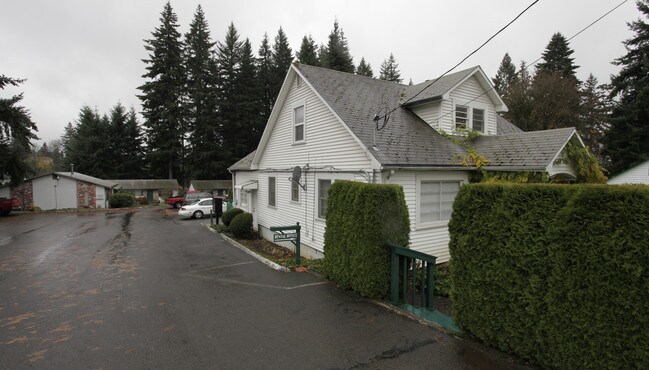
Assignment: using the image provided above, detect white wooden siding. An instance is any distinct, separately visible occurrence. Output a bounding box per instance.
[385,170,470,263]
[411,102,442,130]
[446,76,497,135]
[255,78,373,255]
[608,160,649,185]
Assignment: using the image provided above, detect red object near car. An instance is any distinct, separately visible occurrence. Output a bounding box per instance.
[0,198,13,216]
[165,191,214,209]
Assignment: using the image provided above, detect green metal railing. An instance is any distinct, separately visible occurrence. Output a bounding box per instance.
[387,244,437,309]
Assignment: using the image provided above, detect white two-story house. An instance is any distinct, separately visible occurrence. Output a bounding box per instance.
[229,63,583,262]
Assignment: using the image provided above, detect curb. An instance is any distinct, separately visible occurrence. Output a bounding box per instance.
[203,223,290,272]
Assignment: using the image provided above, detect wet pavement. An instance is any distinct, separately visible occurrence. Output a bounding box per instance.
[0,208,533,369]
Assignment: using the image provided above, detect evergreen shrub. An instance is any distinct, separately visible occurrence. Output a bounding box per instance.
[229,212,254,239]
[222,207,244,226]
[324,181,410,299]
[449,183,649,368]
[109,192,136,208]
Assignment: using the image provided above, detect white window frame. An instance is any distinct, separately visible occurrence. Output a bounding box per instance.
[415,174,465,229]
[317,179,331,219]
[293,100,306,144]
[455,105,469,131]
[472,108,485,133]
[268,176,276,208]
[454,101,489,133]
[315,173,353,221]
[290,180,300,203]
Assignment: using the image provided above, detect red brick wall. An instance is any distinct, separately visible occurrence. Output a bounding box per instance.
[76,181,97,208]
[11,181,33,209]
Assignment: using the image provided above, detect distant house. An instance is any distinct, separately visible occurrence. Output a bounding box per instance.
[229,63,585,262]
[608,159,649,185]
[189,180,232,197]
[110,179,182,203]
[0,172,118,210]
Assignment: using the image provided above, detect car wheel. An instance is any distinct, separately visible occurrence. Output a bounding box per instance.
[174,202,182,209]
[193,210,204,219]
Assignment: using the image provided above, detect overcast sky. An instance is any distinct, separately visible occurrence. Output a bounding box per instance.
[1,0,641,145]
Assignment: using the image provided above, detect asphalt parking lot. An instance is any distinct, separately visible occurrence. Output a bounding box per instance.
[0,207,531,369]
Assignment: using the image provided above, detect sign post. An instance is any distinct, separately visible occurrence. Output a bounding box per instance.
[270,222,301,265]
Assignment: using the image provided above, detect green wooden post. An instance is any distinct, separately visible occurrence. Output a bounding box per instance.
[426,262,433,308]
[295,222,301,265]
[390,246,399,304]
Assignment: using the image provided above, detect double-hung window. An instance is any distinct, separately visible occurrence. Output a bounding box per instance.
[268,177,276,207]
[419,181,460,224]
[472,108,485,132]
[291,180,300,203]
[318,179,332,218]
[294,105,305,143]
[455,106,468,130]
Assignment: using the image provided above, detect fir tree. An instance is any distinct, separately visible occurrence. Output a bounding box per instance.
[604,0,649,174]
[296,35,319,66]
[0,75,38,184]
[379,53,402,83]
[270,27,293,101]
[536,32,579,82]
[109,104,144,178]
[579,74,610,161]
[257,33,275,126]
[502,61,533,131]
[492,53,518,98]
[319,20,354,73]
[184,5,220,180]
[138,2,186,180]
[355,57,374,77]
[235,38,262,160]
[64,105,112,178]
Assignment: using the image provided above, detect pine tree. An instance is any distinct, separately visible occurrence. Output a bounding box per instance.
[235,39,262,160]
[296,35,319,66]
[356,57,374,77]
[503,61,533,131]
[109,104,144,178]
[379,53,402,83]
[0,75,38,184]
[184,5,220,180]
[536,32,579,82]
[319,20,354,73]
[604,0,649,175]
[579,74,609,161]
[257,33,275,126]
[492,53,518,98]
[64,105,112,178]
[138,2,186,180]
[270,27,293,101]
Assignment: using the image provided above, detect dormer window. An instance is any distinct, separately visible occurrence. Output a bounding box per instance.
[455,104,486,133]
[455,106,468,130]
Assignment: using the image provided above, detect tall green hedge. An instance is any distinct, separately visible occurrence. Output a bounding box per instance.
[449,183,649,368]
[324,181,410,299]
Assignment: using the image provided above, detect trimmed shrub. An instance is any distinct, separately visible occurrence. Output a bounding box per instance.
[229,212,254,239]
[449,183,649,368]
[222,207,244,226]
[109,192,136,208]
[324,181,410,299]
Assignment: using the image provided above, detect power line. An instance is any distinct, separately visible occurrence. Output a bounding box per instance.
[434,0,630,126]
[374,0,540,123]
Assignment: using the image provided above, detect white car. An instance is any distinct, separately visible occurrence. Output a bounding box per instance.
[178,198,216,219]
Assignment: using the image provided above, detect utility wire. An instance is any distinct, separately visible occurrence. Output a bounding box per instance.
[527,0,630,68]
[432,0,630,126]
[374,0,540,122]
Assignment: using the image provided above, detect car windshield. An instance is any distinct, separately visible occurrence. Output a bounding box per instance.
[188,199,201,205]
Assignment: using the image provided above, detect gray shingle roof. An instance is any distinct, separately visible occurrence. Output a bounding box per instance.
[496,115,523,135]
[109,179,181,190]
[473,127,576,170]
[401,67,478,106]
[228,150,256,171]
[190,180,232,190]
[296,64,467,167]
[54,172,117,188]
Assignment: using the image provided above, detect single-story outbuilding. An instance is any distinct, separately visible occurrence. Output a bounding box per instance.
[188,180,232,197]
[1,172,118,210]
[109,179,182,203]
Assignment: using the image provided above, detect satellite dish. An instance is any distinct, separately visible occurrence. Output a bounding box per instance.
[292,166,302,182]
[289,166,306,190]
